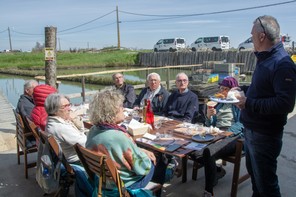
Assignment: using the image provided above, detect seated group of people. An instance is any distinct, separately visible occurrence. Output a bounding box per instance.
[16,74,243,197]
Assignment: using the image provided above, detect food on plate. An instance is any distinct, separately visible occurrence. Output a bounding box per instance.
[227,90,240,100]
[214,93,226,99]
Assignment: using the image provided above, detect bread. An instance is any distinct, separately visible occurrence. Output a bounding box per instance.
[214,93,226,99]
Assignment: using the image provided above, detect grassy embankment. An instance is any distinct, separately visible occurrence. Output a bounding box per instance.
[0,49,144,85]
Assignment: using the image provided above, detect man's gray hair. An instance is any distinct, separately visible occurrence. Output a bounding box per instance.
[254,15,280,44]
[112,72,124,80]
[24,79,38,90]
[176,72,188,80]
[147,72,161,81]
[45,93,68,116]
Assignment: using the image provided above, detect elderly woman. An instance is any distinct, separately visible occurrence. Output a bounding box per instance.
[45,93,87,164]
[86,88,167,195]
[201,76,244,197]
[133,72,169,115]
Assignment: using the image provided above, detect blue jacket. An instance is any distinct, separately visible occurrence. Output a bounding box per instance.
[205,103,243,136]
[164,89,199,122]
[241,42,296,135]
[134,85,170,115]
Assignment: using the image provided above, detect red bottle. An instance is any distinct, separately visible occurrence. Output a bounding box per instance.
[145,99,154,129]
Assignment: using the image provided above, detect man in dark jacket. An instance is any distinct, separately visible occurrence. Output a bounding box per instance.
[236,15,296,197]
[133,72,169,115]
[16,79,38,119]
[113,73,136,108]
[164,72,198,122]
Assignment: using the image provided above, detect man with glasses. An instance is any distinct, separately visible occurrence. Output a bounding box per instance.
[163,72,198,122]
[236,15,296,197]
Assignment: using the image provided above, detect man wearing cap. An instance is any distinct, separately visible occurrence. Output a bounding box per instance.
[201,76,244,197]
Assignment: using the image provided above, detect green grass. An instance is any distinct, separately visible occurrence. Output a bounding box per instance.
[0,49,140,69]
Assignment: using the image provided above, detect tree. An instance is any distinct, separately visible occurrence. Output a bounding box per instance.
[32,42,44,52]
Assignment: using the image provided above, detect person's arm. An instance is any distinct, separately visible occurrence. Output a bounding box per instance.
[183,94,199,122]
[246,65,296,114]
[124,85,136,108]
[133,89,145,108]
[59,123,87,146]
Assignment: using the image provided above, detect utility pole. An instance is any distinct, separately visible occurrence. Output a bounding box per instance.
[116,6,121,49]
[8,27,12,51]
[58,37,61,51]
[45,26,57,89]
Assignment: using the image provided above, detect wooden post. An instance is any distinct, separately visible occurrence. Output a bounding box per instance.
[44,26,57,89]
[81,76,86,102]
[166,67,170,90]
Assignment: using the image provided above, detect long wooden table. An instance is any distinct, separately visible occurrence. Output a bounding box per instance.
[84,117,233,183]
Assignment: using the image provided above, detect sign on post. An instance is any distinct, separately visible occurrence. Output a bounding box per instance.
[45,48,55,61]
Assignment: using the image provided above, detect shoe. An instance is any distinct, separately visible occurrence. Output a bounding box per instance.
[203,190,213,197]
[213,166,226,186]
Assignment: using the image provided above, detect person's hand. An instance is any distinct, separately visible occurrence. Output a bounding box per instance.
[141,149,156,165]
[133,106,140,111]
[235,93,247,110]
[206,108,216,119]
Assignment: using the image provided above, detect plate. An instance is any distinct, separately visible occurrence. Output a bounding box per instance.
[192,134,215,142]
[209,97,239,104]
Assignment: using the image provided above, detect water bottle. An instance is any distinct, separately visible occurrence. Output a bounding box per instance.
[43,167,50,178]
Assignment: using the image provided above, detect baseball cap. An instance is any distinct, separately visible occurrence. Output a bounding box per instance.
[218,76,239,88]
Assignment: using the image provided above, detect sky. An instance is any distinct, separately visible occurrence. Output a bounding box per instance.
[0,0,296,51]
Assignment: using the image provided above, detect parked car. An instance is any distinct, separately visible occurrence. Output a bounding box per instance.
[153,38,186,52]
[238,37,253,51]
[191,36,230,51]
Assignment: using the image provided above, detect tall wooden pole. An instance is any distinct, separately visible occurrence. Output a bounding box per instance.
[44,26,57,89]
[116,6,121,49]
[8,27,12,51]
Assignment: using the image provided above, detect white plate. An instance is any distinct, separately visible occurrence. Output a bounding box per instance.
[209,97,239,104]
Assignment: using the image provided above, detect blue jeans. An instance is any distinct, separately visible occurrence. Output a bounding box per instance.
[244,128,283,197]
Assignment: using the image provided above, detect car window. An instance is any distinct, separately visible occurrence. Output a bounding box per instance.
[156,40,163,45]
[176,39,185,44]
[204,37,218,43]
[196,38,202,43]
[221,37,229,42]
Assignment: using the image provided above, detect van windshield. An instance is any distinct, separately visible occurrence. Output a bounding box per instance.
[221,37,229,43]
[176,39,185,44]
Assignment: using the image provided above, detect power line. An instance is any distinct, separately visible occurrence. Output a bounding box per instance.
[0,29,7,34]
[59,22,116,35]
[58,10,116,33]
[11,29,43,36]
[119,0,296,18]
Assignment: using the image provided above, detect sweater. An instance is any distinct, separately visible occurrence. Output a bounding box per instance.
[115,83,136,109]
[164,89,199,122]
[241,42,296,135]
[86,126,152,187]
[46,116,87,163]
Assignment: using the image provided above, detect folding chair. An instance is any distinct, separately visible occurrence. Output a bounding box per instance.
[74,143,162,197]
[12,109,37,179]
[39,131,75,197]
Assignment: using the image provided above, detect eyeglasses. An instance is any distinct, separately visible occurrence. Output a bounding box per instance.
[219,86,230,91]
[257,17,266,35]
[60,103,71,109]
[177,79,188,83]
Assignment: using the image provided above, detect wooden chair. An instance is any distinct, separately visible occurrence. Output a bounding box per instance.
[25,117,40,143]
[74,143,162,197]
[12,109,37,179]
[38,130,75,197]
[191,138,250,197]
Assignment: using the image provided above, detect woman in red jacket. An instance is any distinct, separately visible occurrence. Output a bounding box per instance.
[31,84,57,131]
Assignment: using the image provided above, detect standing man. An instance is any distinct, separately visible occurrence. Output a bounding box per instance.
[16,79,38,119]
[133,72,169,115]
[164,72,198,122]
[112,73,136,108]
[236,15,296,197]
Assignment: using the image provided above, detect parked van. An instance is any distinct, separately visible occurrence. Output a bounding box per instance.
[238,37,253,51]
[238,34,291,51]
[191,36,230,51]
[153,38,186,52]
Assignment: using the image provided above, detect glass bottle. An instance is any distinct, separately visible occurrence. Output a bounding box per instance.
[142,99,147,123]
[145,99,154,129]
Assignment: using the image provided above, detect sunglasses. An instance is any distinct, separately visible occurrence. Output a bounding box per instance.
[257,17,266,35]
[60,103,72,109]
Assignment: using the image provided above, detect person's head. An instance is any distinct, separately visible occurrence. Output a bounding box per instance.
[45,93,72,120]
[251,15,280,52]
[89,88,125,125]
[218,76,239,97]
[175,72,189,93]
[147,72,161,91]
[24,80,38,97]
[112,73,125,87]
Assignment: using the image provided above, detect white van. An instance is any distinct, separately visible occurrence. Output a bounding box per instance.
[153,38,186,52]
[191,36,230,51]
[238,37,253,51]
[238,34,291,51]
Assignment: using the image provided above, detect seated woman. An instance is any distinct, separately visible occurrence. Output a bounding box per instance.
[86,88,167,196]
[202,76,244,197]
[44,93,87,164]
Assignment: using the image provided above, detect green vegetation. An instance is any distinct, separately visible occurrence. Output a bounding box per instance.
[0,49,140,69]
